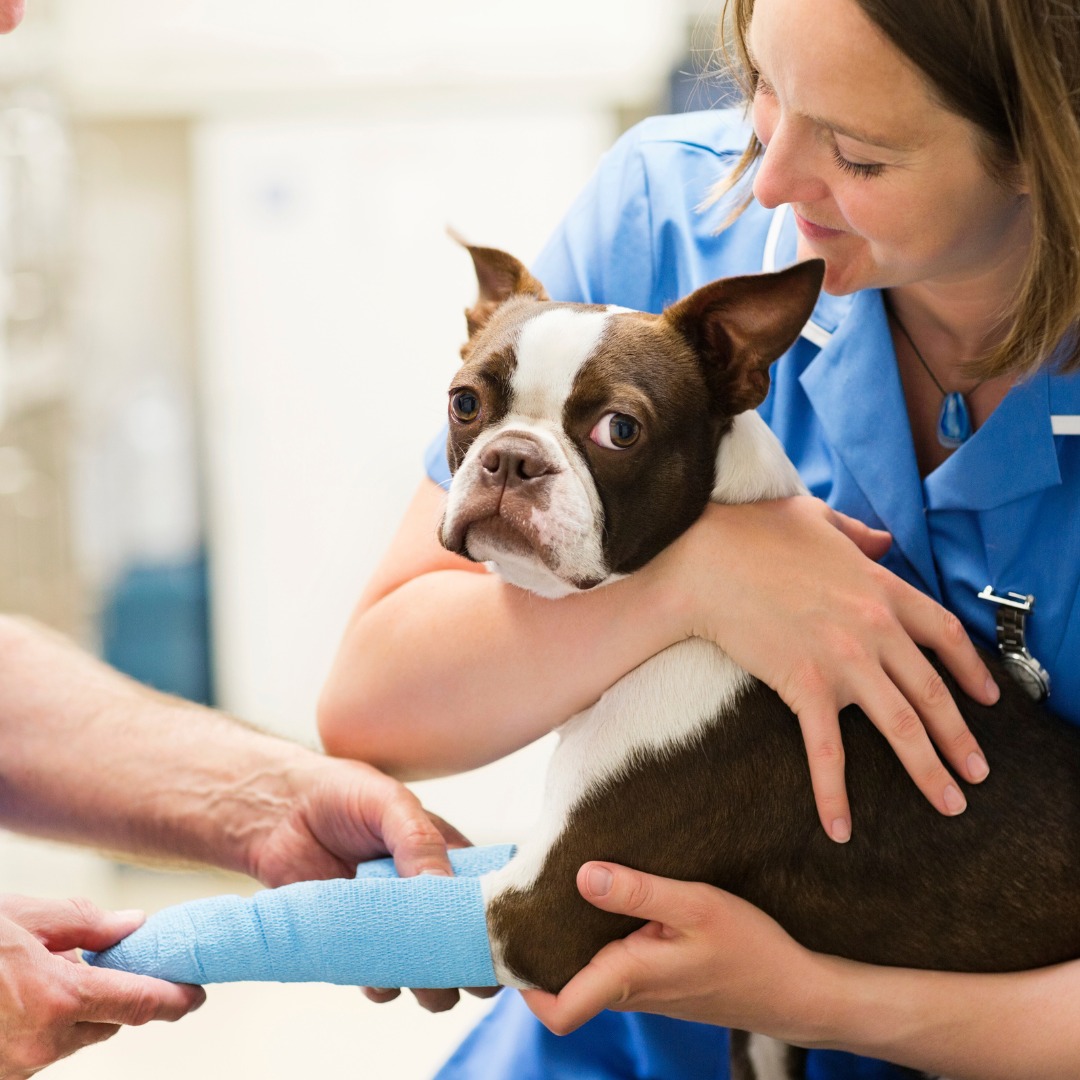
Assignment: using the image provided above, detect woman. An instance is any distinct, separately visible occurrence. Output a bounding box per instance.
[319,0,1080,1075]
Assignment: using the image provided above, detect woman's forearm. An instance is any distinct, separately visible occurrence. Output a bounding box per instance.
[810,952,1080,1079]
[317,565,684,778]
[319,480,994,834]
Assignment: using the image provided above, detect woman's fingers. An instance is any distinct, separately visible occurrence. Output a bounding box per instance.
[853,670,966,816]
[883,639,990,786]
[679,498,999,842]
[897,587,1000,706]
[791,622,992,833]
[521,940,635,1036]
[823,505,893,560]
[522,863,678,1035]
[794,706,852,843]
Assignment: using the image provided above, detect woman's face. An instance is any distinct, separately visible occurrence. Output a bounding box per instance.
[748,0,1030,296]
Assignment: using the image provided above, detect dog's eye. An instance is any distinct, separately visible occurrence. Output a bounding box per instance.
[450,390,481,423]
[589,412,640,450]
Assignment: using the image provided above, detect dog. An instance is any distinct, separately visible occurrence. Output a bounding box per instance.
[438,242,1080,1080]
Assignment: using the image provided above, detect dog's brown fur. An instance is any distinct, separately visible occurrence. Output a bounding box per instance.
[489,653,1080,993]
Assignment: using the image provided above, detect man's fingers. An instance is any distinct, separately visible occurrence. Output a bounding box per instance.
[377,789,455,878]
[412,987,461,1013]
[1,896,146,953]
[824,506,892,560]
[362,986,402,1004]
[75,967,206,1026]
[425,809,472,851]
[57,1021,122,1057]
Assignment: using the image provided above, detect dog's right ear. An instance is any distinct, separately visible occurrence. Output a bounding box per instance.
[663,259,825,415]
[453,232,549,341]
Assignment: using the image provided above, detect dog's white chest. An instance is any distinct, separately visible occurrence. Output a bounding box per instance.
[481,636,751,984]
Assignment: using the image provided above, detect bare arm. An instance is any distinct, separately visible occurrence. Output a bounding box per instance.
[318,478,682,778]
[0,616,459,884]
[319,478,997,837]
[525,863,1080,1080]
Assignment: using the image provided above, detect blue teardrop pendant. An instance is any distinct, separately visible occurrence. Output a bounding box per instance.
[937,392,972,449]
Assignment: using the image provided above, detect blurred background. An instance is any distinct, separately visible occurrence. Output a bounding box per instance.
[0,1,736,1075]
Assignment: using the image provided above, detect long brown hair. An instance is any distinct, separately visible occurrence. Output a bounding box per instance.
[715,0,1080,378]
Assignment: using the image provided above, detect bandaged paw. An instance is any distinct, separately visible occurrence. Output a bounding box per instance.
[85,844,516,988]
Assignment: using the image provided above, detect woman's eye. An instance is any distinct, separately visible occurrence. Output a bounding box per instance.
[831,145,885,180]
[589,412,641,450]
[450,390,480,423]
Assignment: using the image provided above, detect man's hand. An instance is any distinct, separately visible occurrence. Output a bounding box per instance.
[0,895,204,1078]
[250,756,492,1013]
[249,756,467,887]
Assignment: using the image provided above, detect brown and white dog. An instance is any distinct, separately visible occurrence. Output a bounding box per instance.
[440,243,1080,1080]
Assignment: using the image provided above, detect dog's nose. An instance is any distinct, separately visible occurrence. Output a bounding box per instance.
[480,435,557,487]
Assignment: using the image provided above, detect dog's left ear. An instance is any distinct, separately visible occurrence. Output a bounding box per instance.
[663,259,825,414]
[453,233,549,340]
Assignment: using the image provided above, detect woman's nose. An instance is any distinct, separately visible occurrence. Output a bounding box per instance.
[752,118,828,210]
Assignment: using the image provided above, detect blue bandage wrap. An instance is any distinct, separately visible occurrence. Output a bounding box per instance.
[85,844,516,988]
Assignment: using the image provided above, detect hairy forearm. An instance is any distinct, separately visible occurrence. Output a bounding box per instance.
[805,952,1080,1079]
[318,566,683,778]
[0,617,315,875]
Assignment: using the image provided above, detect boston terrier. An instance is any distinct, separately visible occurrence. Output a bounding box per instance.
[440,242,1080,1080]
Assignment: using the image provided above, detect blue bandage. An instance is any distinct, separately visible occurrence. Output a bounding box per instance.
[86,844,515,988]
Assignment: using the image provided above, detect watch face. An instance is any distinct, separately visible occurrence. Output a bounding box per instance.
[1002,653,1050,703]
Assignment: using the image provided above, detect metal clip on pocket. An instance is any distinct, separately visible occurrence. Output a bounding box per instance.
[977,587,1051,703]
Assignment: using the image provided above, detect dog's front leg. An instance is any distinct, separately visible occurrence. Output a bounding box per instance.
[729,1031,807,1080]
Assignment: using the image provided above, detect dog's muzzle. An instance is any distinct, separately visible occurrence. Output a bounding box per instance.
[442,432,563,558]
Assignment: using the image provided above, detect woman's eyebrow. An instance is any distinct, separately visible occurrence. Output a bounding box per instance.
[747,38,919,153]
[819,117,919,153]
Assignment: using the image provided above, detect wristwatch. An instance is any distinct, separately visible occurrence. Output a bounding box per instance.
[977,587,1051,703]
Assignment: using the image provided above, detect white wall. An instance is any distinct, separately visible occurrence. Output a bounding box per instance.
[193,103,619,839]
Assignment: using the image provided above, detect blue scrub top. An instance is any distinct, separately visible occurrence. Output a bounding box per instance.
[427,109,1080,1079]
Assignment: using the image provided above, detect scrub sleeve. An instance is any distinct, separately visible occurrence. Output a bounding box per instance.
[428,109,1080,1080]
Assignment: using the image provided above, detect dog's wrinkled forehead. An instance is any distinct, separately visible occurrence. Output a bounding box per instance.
[459,297,616,425]
[512,306,612,417]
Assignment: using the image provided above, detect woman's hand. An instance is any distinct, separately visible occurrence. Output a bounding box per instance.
[525,863,1080,1080]
[521,861,826,1039]
[652,496,998,841]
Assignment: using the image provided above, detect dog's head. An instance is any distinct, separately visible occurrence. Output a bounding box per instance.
[439,242,824,598]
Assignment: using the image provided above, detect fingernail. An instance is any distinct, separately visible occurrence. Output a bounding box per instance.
[114,909,145,922]
[985,676,1000,703]
[419,868,452,877]
[967,752,989,782]
[586,866,613,897]
[831,818,851,844]
[944,784,967,814]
